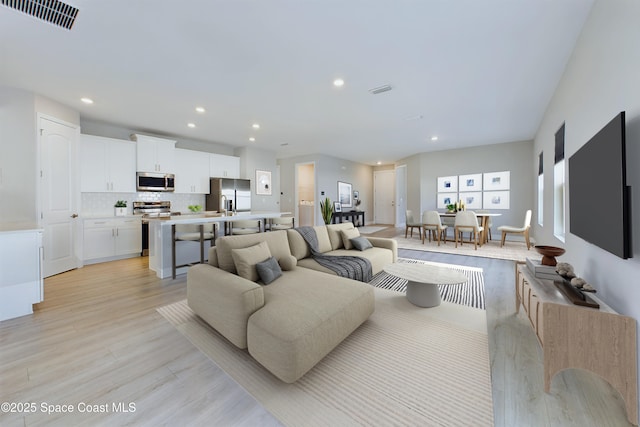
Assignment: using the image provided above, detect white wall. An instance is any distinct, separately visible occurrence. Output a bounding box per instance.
[398,140,534,231]
[532,0,640,411]
[236,146,280,212]
[0,87,79,224]
[278,154,373,225]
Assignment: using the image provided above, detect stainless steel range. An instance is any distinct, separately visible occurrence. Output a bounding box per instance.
[133,201,171,256]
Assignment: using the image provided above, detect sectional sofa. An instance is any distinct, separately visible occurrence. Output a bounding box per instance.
[187,222,397,382]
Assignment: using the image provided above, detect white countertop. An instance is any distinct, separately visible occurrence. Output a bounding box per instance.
[147,211,290,226]
[0,222,43,234]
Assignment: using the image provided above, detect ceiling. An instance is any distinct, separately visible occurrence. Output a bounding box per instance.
[0,0,594,165]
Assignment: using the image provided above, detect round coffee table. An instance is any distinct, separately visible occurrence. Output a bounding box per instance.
[383,263,468,308]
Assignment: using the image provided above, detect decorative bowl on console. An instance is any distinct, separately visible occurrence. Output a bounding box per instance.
[534,245,566,266]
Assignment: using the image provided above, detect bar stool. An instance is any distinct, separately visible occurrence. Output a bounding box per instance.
[172,223,217,279]
[230,219,262,235]
[267,216,295,231]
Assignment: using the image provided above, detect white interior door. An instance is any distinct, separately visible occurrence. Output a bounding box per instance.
[395,165,407,227]
[39,116,80,277]
[374,170,395,225]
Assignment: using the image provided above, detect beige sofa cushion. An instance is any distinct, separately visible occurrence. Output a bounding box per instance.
[187,264,265,349]
[216,230,294,274]
[326,222,356,250]
[340,227,360,250]
[247,267,374,383]
[286,226,332,259]
[231,241,272,282]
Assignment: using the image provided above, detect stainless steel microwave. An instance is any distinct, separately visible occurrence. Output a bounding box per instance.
[136,172,175,192]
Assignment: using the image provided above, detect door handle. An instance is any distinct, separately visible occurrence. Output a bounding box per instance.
[71,213,79,218]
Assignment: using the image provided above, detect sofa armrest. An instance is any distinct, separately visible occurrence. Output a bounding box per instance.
[187,263,264,349]
[366,237,398,262]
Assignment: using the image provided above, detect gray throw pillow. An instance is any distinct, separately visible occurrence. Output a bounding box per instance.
[350,236,373,251]
[255,256,283,285]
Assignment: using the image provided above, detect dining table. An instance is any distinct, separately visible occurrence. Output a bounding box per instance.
[438,211,502,245]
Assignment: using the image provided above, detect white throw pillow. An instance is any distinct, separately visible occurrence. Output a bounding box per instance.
[341,228,360,250]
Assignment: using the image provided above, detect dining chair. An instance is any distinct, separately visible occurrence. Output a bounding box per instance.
[497,209,532,249]
[421,210,447,246]
[454,211,484,250]
[405,210,423,240]
[230,219,262,235]
[172,223,217,279]
[268,216,295,231]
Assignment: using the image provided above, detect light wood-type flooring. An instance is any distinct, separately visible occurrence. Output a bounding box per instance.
[0,226,633,426]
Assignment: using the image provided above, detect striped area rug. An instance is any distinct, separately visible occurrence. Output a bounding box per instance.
[370,258,486,309]
[157,289,494,426]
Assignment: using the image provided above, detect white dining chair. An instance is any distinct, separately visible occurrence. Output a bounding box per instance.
[454,211,484,250]
[405,210,423,240]
[422,210,447,246]
[498,209,532,249]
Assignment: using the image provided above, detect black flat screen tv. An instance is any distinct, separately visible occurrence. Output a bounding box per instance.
[569,111,631,259]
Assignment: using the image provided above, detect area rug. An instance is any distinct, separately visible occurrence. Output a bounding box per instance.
[395,232,535,262]
[157,289,494,427]
[370,258,485,309]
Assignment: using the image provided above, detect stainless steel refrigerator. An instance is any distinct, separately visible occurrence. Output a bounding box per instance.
[206,178,251,213]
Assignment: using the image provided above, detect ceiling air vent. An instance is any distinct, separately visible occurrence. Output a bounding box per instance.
[1,0,79,30]
[368,85,393,95]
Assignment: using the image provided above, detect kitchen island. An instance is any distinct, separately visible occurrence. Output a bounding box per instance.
[148,211,290,278]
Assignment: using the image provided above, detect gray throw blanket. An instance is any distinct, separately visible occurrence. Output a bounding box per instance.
[296,226,372,282]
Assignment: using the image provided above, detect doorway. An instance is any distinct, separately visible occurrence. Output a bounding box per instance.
[395,165,407,227]
[38,114,80,277]
[295,162,315,226]
[374,169,395,225]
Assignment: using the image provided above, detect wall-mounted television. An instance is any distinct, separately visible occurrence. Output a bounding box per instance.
[568,111,631,259]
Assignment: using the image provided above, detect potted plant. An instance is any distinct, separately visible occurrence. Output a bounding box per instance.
[114,200,127,216]
[319,197,334,225]
[354,199,362,211]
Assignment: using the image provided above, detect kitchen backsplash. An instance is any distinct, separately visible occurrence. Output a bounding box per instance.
[81,192,206,216]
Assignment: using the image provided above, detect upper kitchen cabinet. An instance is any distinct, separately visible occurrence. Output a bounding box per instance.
[210,153,240,179]
[131,134,176,173]
[175,148,210,194]
[80,134,136,193]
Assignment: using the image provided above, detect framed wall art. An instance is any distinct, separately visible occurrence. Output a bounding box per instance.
[437,176,458,193]
[437,192,458,209]
[460,191,482,209]
[333,202,342,213]
[337,181,353,208]
[483,191,510,210]
[256,170,272,195]
[483,171,510,191]
[459,173,482,192]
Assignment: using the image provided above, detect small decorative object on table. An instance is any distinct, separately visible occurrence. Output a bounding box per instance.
[114,200,127,216]
[555,262,576,279]
[534,245,565,266]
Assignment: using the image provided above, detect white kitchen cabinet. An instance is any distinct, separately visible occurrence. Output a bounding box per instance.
[83,217,142,263]
[210,153,240,178]
[175,148,211,193]
[0,227,43,321]
[131,134,176,173]
[80,134,136,193]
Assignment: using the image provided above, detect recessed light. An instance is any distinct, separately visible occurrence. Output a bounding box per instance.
[195,107,205,113]
[333,78,345,87]
[81,97,94,104]
[252,123,260,129]
[431,136,439,141]
[187,123,196,128]
[249,137,256,142]
[377,161,382,165]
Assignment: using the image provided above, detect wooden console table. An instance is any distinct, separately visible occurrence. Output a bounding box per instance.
[332,211,364,227]
[515,262,638,425]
